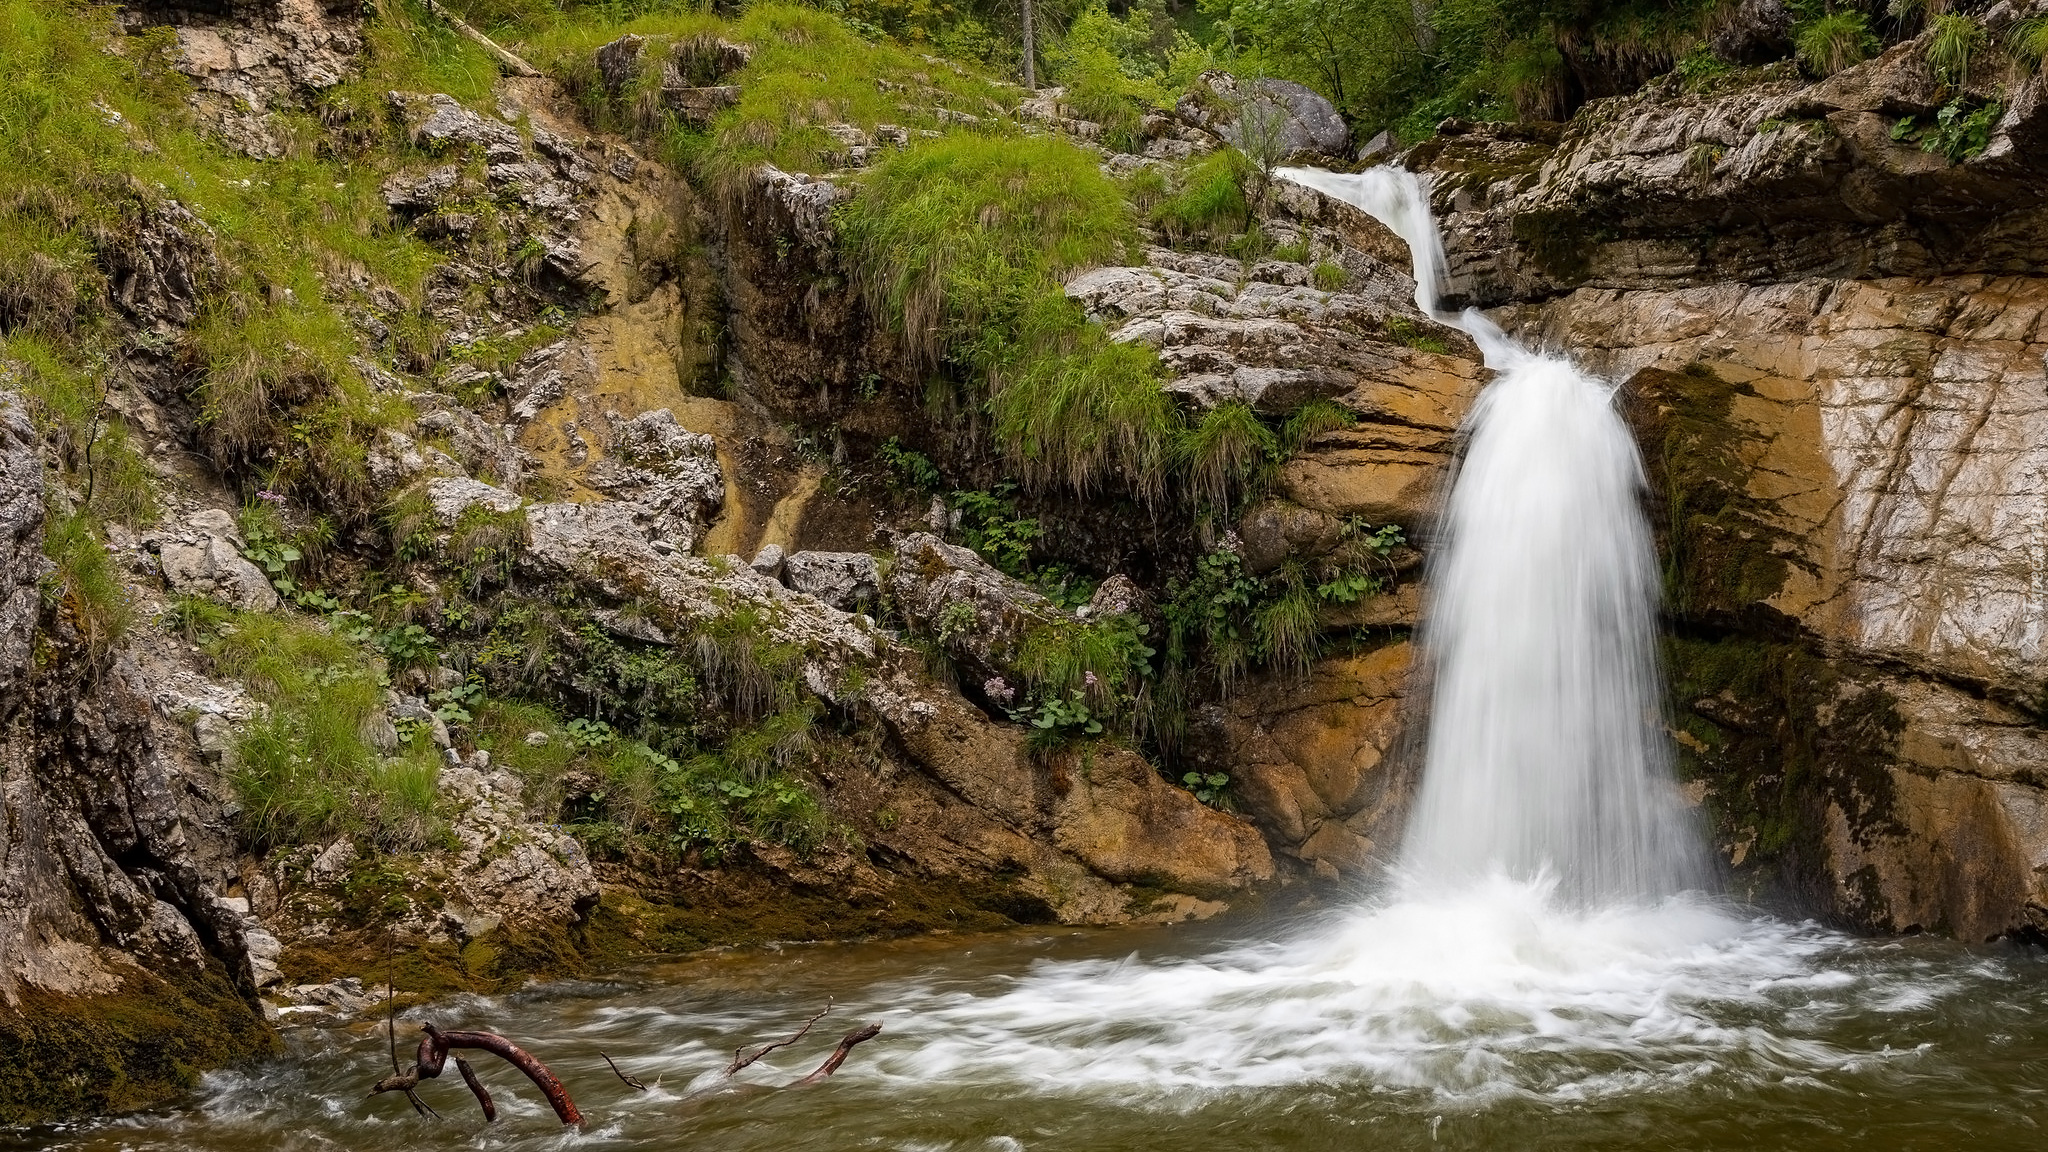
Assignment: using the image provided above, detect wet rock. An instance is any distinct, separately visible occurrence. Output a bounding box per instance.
[158,509,278,612]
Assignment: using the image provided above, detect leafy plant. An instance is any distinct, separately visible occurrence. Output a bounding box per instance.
[1181,770,1232,807]
[879,436,942,491]
[953,485,1043,576]
[1893,99,2003,161]
[566,717,617,749]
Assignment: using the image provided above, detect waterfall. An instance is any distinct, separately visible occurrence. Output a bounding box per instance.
[1277,165,1706,903]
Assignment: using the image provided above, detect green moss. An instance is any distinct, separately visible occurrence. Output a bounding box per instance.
[1665,633,1907,914]
[1510,207,1597,283]
[1629,364,1809,623]
[0,966,275,1125]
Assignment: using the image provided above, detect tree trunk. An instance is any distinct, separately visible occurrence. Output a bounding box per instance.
[1022,0,1038,90]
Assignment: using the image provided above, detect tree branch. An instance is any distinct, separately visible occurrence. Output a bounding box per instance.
[726,999,833,1077]
[798,1023,884,1085]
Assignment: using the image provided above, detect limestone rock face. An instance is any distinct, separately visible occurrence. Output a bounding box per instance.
[1195,643,1416,880]
[1416,33,2048,309]
[163,0,363,156]
[782,550,881,610]
[435,759,600,940]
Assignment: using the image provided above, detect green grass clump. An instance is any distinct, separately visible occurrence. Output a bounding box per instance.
[2010,17,2048,72]
[1151,149,1252,247]
[1179,400,1279,512]
[42,510,133,656]
[1924,13,1983,88]
[838,133,1181,498]
[177,601,442,851]
[993,329,1179,501]
[839,133,1136,372]
[1282,396,1357,450]
[1794,10,1878,77]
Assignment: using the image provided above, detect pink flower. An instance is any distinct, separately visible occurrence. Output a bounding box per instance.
[984,676,1015,704]
[1083,671,1099,688]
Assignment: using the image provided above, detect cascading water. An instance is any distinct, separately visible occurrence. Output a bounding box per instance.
[1276,165,1707,903]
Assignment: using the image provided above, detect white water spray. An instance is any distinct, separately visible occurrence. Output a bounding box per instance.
[1278,165,1705,902]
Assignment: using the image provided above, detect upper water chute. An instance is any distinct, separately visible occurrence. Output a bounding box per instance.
[1277,165,1707,904]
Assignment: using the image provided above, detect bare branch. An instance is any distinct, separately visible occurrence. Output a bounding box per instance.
[601,1052,647,1091]
[725,1000,832,1077]
[369,1023,583,1126]
[798,1023,884,1085]
[454,1057,497,1122]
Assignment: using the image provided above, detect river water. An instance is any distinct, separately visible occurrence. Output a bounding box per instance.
[8,886,2048,1151]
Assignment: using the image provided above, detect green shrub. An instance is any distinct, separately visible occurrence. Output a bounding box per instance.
[1794,11,1878,77]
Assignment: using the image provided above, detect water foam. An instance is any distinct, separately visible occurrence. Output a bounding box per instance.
[871,881,1927,1105]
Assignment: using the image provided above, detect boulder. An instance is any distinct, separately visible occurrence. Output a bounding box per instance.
[423,477,521,526]
[157,509,278,612]
[391,92,525,163]
[783,551,881,609]
[1176,71,1349,159]
[888,532,1059,682]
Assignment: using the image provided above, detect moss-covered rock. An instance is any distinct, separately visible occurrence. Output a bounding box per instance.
[0,965,276,1125]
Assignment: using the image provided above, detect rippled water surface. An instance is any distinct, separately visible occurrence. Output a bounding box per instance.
[11,880,2048,1151]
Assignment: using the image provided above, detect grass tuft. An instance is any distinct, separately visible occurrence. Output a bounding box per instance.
[1794,10,1878,77]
